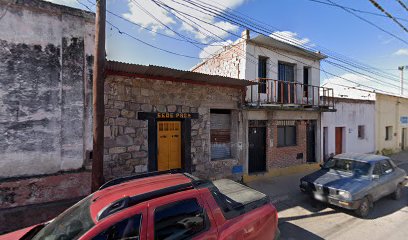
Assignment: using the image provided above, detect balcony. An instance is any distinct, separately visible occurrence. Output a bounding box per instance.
[246,78,335,111]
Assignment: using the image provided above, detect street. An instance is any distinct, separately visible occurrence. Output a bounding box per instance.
[248,151,408,240]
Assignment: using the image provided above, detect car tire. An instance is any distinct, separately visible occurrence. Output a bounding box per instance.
[392,184,402,200]
[355,197,371,218]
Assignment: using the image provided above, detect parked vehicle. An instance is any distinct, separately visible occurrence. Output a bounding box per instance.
[0,170,279,240]
[300,153,407,217]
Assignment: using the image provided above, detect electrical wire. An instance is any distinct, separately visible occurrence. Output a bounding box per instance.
[396,0,408,12]
[368,0,408,33]
[306,0,408,22]
[76,0,207,60]
[325,0,408,45]
[183,0,402,82]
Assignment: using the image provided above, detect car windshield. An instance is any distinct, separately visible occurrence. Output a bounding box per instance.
[323,158,371,176]
[31,195,95,240]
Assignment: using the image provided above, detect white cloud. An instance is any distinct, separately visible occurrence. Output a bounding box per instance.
[269,31,312,47]
[394,49,408,56]
[199,40,233,59]
[123,0,245,42]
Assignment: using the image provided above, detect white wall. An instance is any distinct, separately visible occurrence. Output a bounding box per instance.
[244,42,321,103]
[321,99,375,158]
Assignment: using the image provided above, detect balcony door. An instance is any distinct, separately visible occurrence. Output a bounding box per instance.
[278,63,295,104]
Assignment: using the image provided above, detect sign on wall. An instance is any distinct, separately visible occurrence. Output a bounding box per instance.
[401,116,408,124]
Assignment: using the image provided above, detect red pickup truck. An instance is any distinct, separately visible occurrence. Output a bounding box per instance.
[0,171,279,240]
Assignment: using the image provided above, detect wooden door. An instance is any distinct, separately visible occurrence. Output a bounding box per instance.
[248,127,266,173]
[157,121,181,171]
[335,127,343,155]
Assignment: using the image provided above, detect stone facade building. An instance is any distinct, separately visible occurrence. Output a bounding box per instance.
[0,0,94,210]
[192,30,336,181]
[104,61,252,180]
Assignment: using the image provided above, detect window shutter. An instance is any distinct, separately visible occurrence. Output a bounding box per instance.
[211,112,231,160]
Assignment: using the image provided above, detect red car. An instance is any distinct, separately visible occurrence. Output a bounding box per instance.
[0,170,279,240]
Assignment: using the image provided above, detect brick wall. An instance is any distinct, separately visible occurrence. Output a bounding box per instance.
[267,120,307,169]
[192,42,246,79]
[104,75,243,180]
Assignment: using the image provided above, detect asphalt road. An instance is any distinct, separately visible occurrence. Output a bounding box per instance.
[275,154,408,240]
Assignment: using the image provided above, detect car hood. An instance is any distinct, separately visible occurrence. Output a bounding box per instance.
[0,224,43,240]
[302,169,371,192]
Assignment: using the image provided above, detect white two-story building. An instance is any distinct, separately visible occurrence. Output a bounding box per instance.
[193,30,335,180]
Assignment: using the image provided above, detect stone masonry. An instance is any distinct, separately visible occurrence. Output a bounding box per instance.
[104,75,244,180]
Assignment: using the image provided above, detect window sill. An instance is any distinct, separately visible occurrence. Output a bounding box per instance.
[277,145,298,148]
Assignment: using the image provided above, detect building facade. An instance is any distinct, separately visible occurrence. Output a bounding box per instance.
[192,30,335,180]
[103,61,252,181]
[0,0,94,209]
[375,93,408,155]
[321,98,375,160]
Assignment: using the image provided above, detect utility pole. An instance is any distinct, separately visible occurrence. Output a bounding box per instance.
[92,0,106,192]
[399,66,407,96]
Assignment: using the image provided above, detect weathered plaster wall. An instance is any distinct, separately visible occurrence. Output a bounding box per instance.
[104,75,244,180]
[0,0,95,178]
[321,99,375,157]
[375,93,408,154]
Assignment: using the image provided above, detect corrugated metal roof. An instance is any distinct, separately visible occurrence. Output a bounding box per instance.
[249,35,327,60]
[106,61,255,87]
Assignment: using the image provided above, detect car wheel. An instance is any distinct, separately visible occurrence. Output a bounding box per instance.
[355,197,371,218]
[392,184,402,200]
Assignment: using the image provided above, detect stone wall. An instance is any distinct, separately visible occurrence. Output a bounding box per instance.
[104,75,244,180]
[267,120,307,169]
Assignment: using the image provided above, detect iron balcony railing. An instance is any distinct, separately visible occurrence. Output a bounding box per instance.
[248,78,335,109]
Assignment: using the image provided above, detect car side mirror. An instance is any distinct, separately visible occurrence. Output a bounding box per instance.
[372,174,380,180]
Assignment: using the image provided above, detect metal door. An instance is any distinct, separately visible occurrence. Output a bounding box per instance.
[306,121,316,162]
[157,121,181,171]
[402,128,407,150]
[248,127,266,173]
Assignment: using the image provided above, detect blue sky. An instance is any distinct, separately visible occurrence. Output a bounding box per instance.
[48,0,408,96]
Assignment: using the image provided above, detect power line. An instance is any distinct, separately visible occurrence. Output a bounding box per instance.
[80,0,403,95]
[168,0,403,88]
[185,0,402,82]
[153,0,401,95]
[76,0,207,60]
[306,0,408,22]
[396,0,408,12]
[326,0,408,45]
[368,0,408,33]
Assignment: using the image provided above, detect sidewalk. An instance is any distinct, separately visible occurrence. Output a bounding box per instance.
[246,169,315,211]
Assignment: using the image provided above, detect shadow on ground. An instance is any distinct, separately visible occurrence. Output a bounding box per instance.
[279,222,325,240]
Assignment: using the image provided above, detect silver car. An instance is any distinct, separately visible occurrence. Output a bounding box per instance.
[300,153,407,218]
